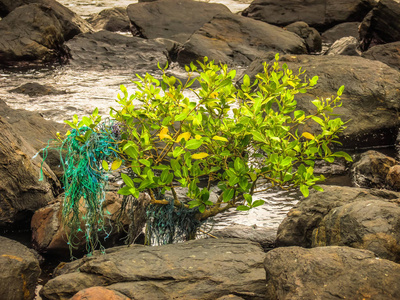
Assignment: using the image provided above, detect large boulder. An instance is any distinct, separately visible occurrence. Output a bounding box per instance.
[264,246,400,299]
[243,54,400,148]
[242,0,375,31]
[360,0,400,50]
[0,0,92,39]
[0,236,41,300]
[362,41,400,71]
[0,99,65,177]
[126,0,231,43]
[0,4,67,66]
[65,30,168,71]
[312,200,400,262]
[351,150,397,189]
[0,115,59,229]
[275,185,400,247]
[41,239,267,300]
[70,287,130,300]
[321,22,360,45]
[177,13,307,67]
[87,7,130,32]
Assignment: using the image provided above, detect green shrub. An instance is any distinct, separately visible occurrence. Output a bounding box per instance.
[57,54,351,251]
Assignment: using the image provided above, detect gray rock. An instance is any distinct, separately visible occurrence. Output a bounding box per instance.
[321,22,361,45]
[285,21,322,53]
[243,54,400,148]
[360,0,400,50]
[0,115,59,229]
[264,246,400,300]
[326,36,361,55]
[177,13,307,67]
[127,0,231,43]
[0,236,41,300]
[312,200,400,262]
[87,7,130,32]
[242,0,375,31]
[351,150,397,189]
[276,185,400,247]
[42,239,267,300]
[0,0,92,39]
[65,30,168,71]
[362,41,400,71]
[211,224,276,251]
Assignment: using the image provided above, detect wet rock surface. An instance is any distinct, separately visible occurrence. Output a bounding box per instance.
[87,7,130,32]
[312,199,400,262]
[65,30,168,71]
[0,115,59,229]
[276,185,400,247]
[0,236,41,300]
[41,239,267,300]
[351,150,397,189]
[242,0,375,31]
[243,54,400,148]
[177,12,307,67]
[264,246,400,300]
[127,0,231,43]
[362,41,400,71]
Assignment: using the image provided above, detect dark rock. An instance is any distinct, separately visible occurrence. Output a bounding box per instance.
[243,54,400,148]
[360,0,400,50]
[312,200,400,262]
[211,225,276,251]
[0,115,59,230]
[31,191,133,257]
[0,0,92,39]
[321,22,360,45]
[242,0,375,31]
[386,165,400,190]
[284,21,322,53]
[65,30,168,71]
[70,286,130,300]
[0,99,65,177]
[87,7,130,32]
[351,150,396,189]
[362,41,400,71]
[0,236,41,300]
[177,13,307,67]
[127,0,231,43]
[42,239,267,300]
[8,82,67,97]
[326,36,361,55]
[264,246,400,300]
[276,185,400,247]
[0,4,67,66]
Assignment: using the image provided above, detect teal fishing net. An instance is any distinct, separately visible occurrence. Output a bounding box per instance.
[58,120,121,255]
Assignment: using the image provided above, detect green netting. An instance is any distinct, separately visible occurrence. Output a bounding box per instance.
[58,120,121,255]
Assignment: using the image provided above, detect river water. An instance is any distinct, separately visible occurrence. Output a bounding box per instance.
[1,0,317,233]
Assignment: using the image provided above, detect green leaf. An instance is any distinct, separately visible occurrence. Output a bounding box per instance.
[175,112,188,121]
[332,151,353,162]
[121,173,134,188]
[337,85,345,96]
[312,185,324,192]
[239,176,248,191]
[236,205,250,211]
[102,160,109,171]
[234,157,245,172]
[185,139,203,150]
[117,186,131,195]
[252,200,265,208]
[160,169,169,183]
[244,194,252,205]
[220,150,230,156]
[139,159,151,167]
[223,188,235,202]
[300,184,309,197]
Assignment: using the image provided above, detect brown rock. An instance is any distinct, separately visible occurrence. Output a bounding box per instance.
[386,165,400,190]
[264,246,400,300]
[70,286,130,300]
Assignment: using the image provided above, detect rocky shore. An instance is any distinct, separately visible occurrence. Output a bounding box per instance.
[1,0,400,299]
